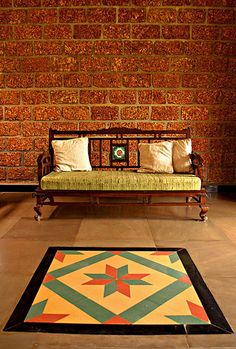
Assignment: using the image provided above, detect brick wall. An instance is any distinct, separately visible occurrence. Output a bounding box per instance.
[0,0,235,184]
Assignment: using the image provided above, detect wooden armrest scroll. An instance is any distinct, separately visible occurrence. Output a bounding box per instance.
[37,151,52,182]
[191,152,204,181]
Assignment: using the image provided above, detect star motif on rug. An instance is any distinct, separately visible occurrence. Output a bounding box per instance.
[83,264,151,297]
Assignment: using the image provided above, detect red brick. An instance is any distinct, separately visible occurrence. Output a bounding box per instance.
[137,122,165,131]
[24,152,40,167]
[34,106,61,121]
[79,122,106,131]
[196,90,222,104]
[22,91,48,105]
[109,90,136,104]
[208,9,234,24]
[132,25,160,39]
[178,9,206,23]
[0,43,4,56]
[185,42,212,56]
[228,58,236,71]
[192,0,221,5]
[7,167,35,181]
[119,8,146,23]
[121,106,149,120]
[6,42,33,56]
[162,25,190,39]
[0,139,5,150]
[111,58,138,72]
[0,58,19,73]
[104,25,131,39]
[192,26,219,40]
[52,57,79,72]
[162,0,191,4]
[87,8,116,23]
[64,74,91,88]
[0,0,12,6]
[0,122,20,136]
[210,106,236,121]
[222,27,236,40]
[224,123,236,137]
[151,106,179,120]
[215,42,236,56]
[0,26,13,40]
[139,90,166,104]
[0,168,6,180]
[110,121,136,129]
[28,9,57,23]
[64,41,93,55]
[91,106,119,120]
[62,106,90,120]
[94,41,122,55]
[6,138,33,150]
[0,107,3,120]
[14,25,42,40]
[167,121,192,131]
[80,90,107,104]
[148,8,176,23]
[211,74,236,88]
[103,0,129,4]
[5,107,31,121]
[182,74,211,88]
[81,57,110,72]
[74,25,101,39]
[34,138,48,151]
[196,57,228,72]
[140,57,169,72]
[132,0,161,5]
[35,73,62,88]
[59,8,86,23]
[194,122,222,137]
[50,90,78,104]
[181,106,209,121]
[44,25,72,39]
[192,138,209,152]
[223,153,236,167]
[123,74,151,88]
[153,74,180,88]
[34,42,62,55]
[93,73,121,88]
[0,91,20,105]
[167,90,193,104]
[208,168,234,184]
[223,0,236,6]
[6,74,33,88]
[171,58,196,72]
[154,41,183,55]
[0,153,21,166]
[210,138,236,154]
[0,10,26,24]
[124,41,153,55]
[221,90,236,104]
[0,74,5,89]
[22,122,50,136]
[14,0,40,6]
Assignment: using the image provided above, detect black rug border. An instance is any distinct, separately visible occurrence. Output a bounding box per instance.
[3,247,234,335]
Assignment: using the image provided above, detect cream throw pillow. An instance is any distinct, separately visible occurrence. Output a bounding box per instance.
[172,139,192,173]
[52,137,92,172]
[138,141,174,173]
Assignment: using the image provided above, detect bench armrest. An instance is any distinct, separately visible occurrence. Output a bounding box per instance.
[191,152,204,181]
[37,151,52,182]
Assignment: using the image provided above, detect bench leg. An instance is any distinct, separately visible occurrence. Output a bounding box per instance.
[34,204,42,221]
[199,195,208,221]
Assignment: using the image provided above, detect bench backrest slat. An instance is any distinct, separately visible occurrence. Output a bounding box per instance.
[49,127,191,171]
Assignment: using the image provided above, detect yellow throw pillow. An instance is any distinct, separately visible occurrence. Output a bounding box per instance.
[52,137,92,172]
[138,141,174,173]
[172,139,192,173]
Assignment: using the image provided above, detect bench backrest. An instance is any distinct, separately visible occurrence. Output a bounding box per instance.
[49,127,191,171]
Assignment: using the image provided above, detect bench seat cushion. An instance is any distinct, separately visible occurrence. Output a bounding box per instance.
[41,171,201,191]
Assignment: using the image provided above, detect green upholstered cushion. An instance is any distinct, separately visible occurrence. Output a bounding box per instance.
[41,171,201,191]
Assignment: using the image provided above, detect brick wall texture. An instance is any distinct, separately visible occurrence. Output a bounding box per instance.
[0,0,236,184]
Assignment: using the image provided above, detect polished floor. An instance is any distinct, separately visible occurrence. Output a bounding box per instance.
[0,191,236,348]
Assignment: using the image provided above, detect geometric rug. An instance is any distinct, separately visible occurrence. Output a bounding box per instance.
[4,247,233,335]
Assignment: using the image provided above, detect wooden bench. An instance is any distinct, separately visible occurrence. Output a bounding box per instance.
[34,127,208,221]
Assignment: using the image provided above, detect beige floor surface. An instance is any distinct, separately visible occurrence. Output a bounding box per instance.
[0,191,235,349]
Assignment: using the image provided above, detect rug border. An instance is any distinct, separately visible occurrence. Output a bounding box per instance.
[3,247,233,335]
